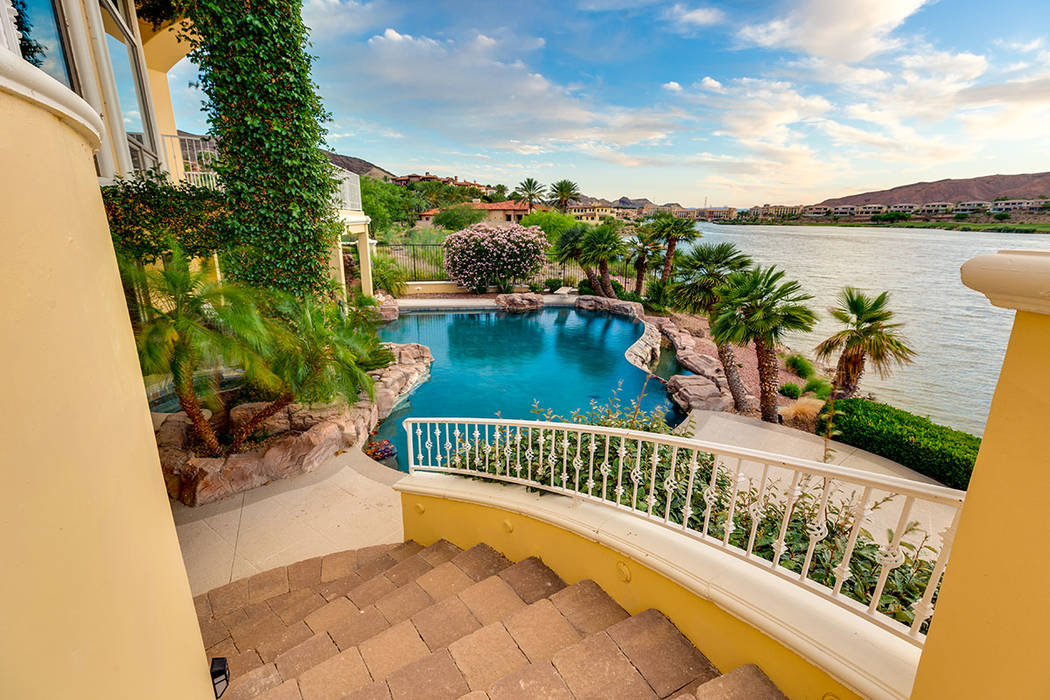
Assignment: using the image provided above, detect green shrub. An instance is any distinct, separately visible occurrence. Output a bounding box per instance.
[953,213,969,221]
[784,353,815,379]
[994,212,1011,221]
[779,382,802,399]
[816,399,980,489]
[802,377,832,400]
[372,255,407,296]
[528,281,544,293]
[544,277,563,293]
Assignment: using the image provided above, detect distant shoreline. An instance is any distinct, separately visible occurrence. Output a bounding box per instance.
[708,219,1050,234]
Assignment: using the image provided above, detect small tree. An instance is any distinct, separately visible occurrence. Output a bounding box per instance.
[444,223,548,292]
[579,218,627,297]
[548,179,581,211]
[433,204,486,231]
[521,209,578,245]
[513,178,547,212]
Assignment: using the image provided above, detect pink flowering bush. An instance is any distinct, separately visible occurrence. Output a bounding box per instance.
[443,223,548,293]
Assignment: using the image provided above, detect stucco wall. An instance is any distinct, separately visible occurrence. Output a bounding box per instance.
[0,81,212,698]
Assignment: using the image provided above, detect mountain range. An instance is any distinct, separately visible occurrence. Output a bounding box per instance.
[817,172,1050,207]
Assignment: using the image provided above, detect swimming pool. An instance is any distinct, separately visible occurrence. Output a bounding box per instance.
[374,308,681,470]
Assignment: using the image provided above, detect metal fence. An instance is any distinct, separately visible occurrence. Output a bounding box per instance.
[376,243,661,291]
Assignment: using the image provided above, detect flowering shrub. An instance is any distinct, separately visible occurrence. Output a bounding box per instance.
[443,223,548,293]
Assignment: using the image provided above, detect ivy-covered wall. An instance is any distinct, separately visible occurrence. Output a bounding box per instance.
[179,0,339,297]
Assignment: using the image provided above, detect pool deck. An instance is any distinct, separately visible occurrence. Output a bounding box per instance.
[171,447,405,595]
[397,293,576,311]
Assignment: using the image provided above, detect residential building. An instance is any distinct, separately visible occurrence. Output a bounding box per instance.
[392,172,494,194]
[832,205,857,216]
[697,207,737,220]
[750,204,804,219]
[955,201,991,214]
[917,202,954,215]
[568,204,624,222]
[989,199,1041,212]
[417,200,539,226]
[858,204,887,216]
[804,206,831,217]
[890,203,918,213]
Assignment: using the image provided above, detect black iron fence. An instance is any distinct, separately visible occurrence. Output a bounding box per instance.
[376,243,661,291]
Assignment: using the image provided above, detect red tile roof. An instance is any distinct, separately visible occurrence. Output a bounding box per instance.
[419,201,545,216]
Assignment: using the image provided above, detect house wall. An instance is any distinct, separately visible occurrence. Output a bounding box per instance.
[0,55,212,699]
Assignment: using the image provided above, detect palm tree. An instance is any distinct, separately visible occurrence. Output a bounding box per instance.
[579,219,627,297]
[815,287,916,399]
[513,178,547,213]
[671,242,754,412]
[129,244,275,455]
[711,266,816,423]
[555,223,602,294]
[548,179,581,212]
[230,294,382,452]
[651,213,700,283]
[624,230,662,294]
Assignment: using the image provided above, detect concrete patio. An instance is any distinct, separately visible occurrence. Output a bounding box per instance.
[173,448,405,595]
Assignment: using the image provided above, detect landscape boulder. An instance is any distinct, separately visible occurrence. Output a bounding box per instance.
[574,295,645,320]
[495,292,544,313]
[666,375,733,412]
[374,292,399,322]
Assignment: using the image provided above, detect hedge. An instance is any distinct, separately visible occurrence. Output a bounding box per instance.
[816,398,980,490]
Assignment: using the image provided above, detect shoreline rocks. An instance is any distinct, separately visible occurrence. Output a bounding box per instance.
[155,342,432,506]
[374,291,399,322]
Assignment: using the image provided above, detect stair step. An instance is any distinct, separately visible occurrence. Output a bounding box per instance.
[198,541,788,700]
[691,665,788,700]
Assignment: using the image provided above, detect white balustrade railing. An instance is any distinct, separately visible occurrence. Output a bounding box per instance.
[404,417,966,646]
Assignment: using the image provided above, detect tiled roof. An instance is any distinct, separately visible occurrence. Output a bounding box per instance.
[419,201,543,216]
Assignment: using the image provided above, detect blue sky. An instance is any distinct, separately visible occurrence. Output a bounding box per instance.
[169,0,1050,207]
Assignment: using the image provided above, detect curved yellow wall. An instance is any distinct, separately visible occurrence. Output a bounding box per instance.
[401,492,861,700]
[0,88,212,697]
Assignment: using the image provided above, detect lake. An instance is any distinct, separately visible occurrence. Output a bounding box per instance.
[695,223,1050,435]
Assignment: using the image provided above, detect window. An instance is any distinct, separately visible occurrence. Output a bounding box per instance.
[14,0,73,87]
[99,0,160,171]
[505,214,512,221]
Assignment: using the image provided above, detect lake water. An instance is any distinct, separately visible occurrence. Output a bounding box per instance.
[695,223,1050,435]
[376,309,680,469]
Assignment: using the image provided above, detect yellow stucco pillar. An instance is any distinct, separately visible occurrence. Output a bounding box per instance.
[329,238,347,301]
[0,53,212,699]
[911,251,1050,699]
[357,229,374,298]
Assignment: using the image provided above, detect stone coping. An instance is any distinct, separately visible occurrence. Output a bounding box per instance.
[395,473,921,700]
[961,250,1050,315]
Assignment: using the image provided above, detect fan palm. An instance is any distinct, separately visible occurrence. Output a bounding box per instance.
[513,178,547,213]
[624,230,662,294]
[555,223,602,294]
[651,213,700,283]
[579,219,627,297]
[548,179,581,212]
[711,266,816,423]
[129,243,275,455]
[815,287,916,398]
[230,294,388,452]
[671,242,754,411]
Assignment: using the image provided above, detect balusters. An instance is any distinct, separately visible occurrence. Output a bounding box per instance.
[680,450,698,530]
[702,456,721,537]
[646,441,659,516]
[425,423,433,466]
[868,495,916,616]
[663,447,679,523]
[832,486,873,595]
[721,458,744,546]
[586,433,597,495]
[771,471,803,568]
[799,477,832,580]
[573,431,583,493]
[909,507,962,637]
[744,464,771,557]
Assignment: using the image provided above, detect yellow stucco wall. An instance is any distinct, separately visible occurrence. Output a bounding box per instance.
[911,310,1050,699]
[401,492,862,700]
[0,91,212,698]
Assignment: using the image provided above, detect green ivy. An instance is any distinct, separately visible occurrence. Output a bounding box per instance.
[178,0,339,297]
[102,168,223,263]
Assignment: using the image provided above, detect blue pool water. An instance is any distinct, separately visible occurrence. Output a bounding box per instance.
[374,308,680,470]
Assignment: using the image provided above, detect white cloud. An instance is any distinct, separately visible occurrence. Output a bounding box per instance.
[663,81,683,92]
[739,0,927,63]
[302,0,397,41]
[663,3,725,27]
[698,76,725,92]
[320,27,684,161]
[784,57,890,85]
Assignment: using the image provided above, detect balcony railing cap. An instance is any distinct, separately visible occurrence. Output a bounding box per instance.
[962,250,1050,315]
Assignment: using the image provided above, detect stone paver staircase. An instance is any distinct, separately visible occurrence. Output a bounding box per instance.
[196,541,788,700]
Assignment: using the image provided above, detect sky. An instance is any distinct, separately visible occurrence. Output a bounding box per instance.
[168,0,1050,207]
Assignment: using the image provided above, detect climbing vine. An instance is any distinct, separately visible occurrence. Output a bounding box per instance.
[168,0,339,297]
